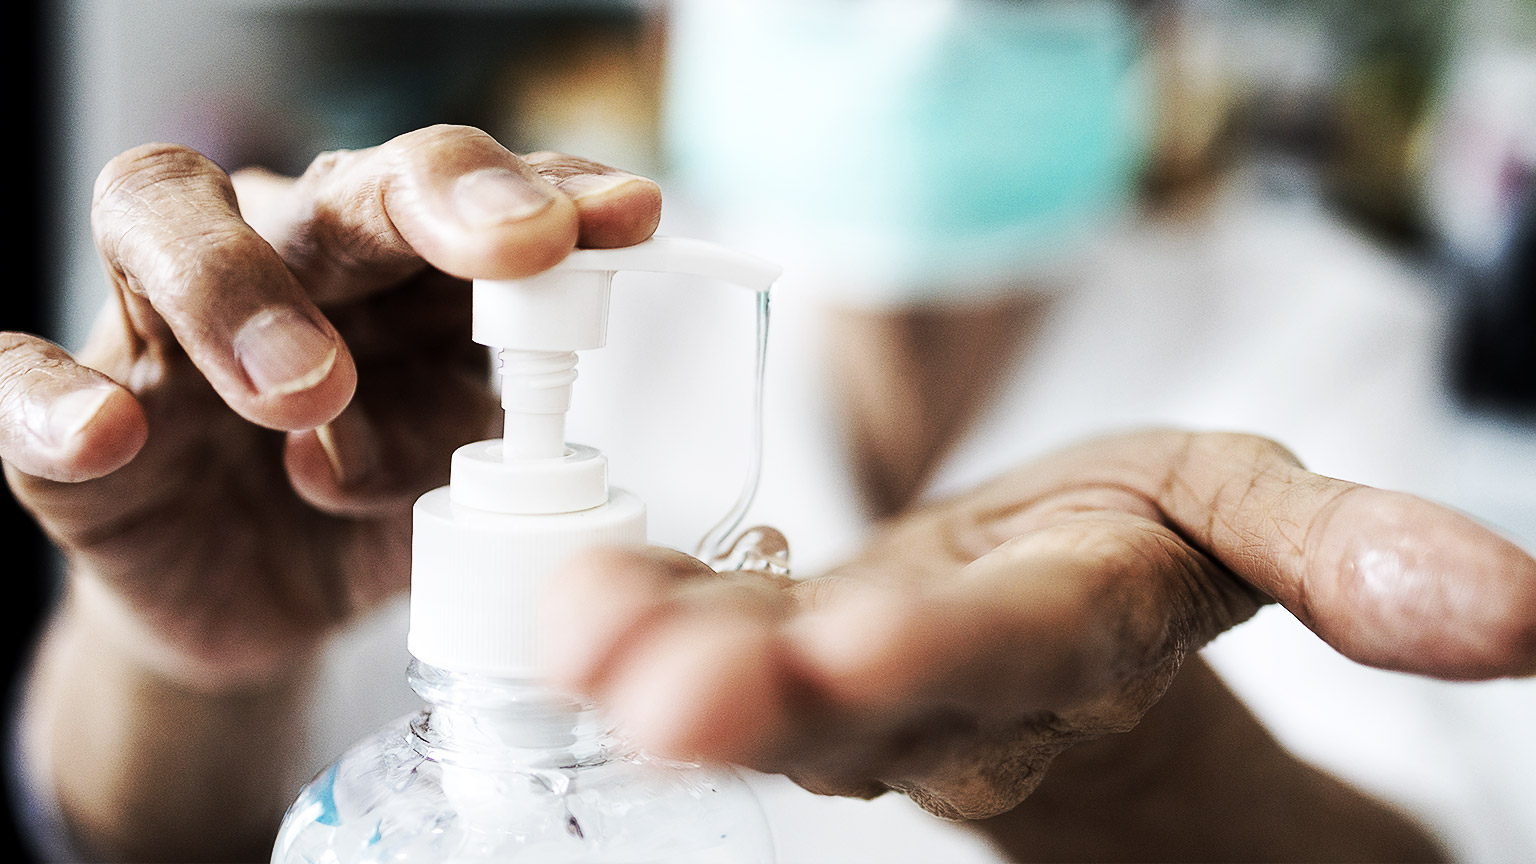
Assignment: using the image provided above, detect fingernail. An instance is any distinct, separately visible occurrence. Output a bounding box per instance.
[234,308,338,397]
[314,409,378,489]
[557,173,649,203]
[315,423,348,487]
[453,168,555,227]
[44,388,112,449]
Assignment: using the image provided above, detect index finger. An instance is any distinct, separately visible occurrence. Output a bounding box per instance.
[236,129,661,303]
[92,144,358,431]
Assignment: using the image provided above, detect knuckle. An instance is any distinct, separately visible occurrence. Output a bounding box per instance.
[302,148,352,183]
[165,226,262,287]
[378,125,538,190]
[93,143,222,215]
[0,338,37,404]
[526,152,624,182]
[91,145,240,276]
[393,123,500,156]
[289,149,355,205]
[0,331,41,363]
[0,335,70,408]
[107,222,263,308]
[286,148,413,277]
[0,333,51,381]
[1200,430,1302,471]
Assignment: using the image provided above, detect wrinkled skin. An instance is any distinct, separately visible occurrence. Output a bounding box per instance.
[2,124,1533,861]
[2,127,667,860]
[545,430,1536,820]
[2,126,662,688]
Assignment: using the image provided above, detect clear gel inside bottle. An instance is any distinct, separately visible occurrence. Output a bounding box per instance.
[274,660,773,863]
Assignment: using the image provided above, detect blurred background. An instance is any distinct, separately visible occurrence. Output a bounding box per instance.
[8,0,1536,861]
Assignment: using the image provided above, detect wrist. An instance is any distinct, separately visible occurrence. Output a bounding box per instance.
[30,587,321,862]
[1020,655,1221,810]
[972,656,1445,863]
[63,573,322,695]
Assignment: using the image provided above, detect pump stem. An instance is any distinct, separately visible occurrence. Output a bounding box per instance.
[498,349,578,462]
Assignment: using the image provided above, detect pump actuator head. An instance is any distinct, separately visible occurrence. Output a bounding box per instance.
[472,236,780,352]
[410,236,781,677]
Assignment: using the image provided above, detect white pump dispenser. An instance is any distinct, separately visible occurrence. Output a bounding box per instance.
[409,237,783,678]
[274,236,781,864]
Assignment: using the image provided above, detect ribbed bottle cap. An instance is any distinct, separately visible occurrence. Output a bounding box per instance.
[409,487,646,676]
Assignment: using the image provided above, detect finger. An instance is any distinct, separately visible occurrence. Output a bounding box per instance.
[92,144,357,431]
[780,512,1250,820]
[0,332,148,482]
[523,152,663,249]
[1109,431,1536,679]
[543,547,718,694]
[236,126,585,302]
[283,353,495,516]
[602,582,788,763]
[284,405,385,516]
[790,512,1233,723]
[543,548,792,763]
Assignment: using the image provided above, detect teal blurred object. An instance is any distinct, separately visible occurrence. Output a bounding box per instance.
[666,0,1150,300]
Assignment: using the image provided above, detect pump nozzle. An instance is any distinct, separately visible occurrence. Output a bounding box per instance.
[471,236,781,352]
[553,236,780,294]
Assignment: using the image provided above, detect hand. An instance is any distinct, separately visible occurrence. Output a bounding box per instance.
[545,429,1536,821]
[1,125,663,688]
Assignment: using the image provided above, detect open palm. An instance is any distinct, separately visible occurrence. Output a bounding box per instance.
[546,429,1536,820]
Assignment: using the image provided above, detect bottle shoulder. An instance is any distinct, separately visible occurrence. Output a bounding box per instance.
[275,709,774,863]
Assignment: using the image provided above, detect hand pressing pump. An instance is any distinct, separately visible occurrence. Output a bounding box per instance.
[273,238,781,864]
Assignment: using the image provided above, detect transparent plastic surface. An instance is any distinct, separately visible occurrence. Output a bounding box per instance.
[274,661,774,863]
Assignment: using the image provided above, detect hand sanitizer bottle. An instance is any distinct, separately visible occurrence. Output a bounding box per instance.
[273,238,781,863]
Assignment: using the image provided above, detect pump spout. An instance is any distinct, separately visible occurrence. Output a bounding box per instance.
[553,237,782,294]
[473,236,781,355]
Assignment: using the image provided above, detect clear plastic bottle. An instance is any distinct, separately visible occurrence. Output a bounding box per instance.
[273,661,773,863]
[272,238,783,864]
